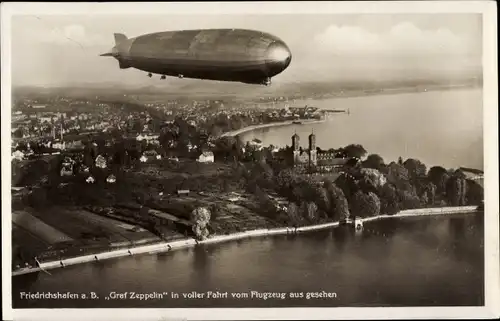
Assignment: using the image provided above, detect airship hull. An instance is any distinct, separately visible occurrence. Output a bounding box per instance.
[103,29,292,85]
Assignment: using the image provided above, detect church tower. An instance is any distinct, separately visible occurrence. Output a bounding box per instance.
[292,133,300,150]
[292,132,300,165]
[308,130,317,166]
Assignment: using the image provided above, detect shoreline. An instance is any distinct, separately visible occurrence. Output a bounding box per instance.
[12,205,480,277]
[221,119,326,138]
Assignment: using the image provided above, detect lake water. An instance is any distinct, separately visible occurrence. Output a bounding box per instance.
[240,88,483,170]
[13,213,484,308]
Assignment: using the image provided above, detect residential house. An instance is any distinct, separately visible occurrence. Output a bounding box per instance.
[52,141,66,150]
[60,165,73,177]
[95,155,107,169]
[176,189,190,196]
[136,133,160,145]
[249,138,263,151]
[66,140,84,150]
[106,174,117,184]
[197,151,214,163]
[86,176,95,184]
[187,142,196,151]
[11,150,24,161]
[79,164,90,174]
[140,150,161,162]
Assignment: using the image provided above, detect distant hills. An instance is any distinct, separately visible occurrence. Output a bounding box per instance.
[13,74,482,101]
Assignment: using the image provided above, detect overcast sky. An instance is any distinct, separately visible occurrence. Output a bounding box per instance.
[11,13,482,86]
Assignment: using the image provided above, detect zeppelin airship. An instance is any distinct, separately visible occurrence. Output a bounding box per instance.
[100,29,292,86]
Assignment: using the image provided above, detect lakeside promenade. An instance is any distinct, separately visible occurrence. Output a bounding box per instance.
[12,205,480,276]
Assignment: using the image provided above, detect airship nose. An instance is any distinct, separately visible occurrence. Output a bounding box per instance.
[265,41,292,77]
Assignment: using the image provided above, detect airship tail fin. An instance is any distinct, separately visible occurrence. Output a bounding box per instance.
[114,33,128,45]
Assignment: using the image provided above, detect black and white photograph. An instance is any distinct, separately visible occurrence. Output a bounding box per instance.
[1,1,498,320]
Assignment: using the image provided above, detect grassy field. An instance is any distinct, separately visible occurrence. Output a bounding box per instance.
[210,193,281,234]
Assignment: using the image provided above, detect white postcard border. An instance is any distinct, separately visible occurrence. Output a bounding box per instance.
[1,1,498,320]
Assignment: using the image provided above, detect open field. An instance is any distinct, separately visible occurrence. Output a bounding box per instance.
[62,208,160,244]
[12,211,73,244]
[27,207,118,245]
[147,208,191,225]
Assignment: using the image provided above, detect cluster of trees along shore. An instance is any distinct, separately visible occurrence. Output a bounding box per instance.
[240,149,484,227]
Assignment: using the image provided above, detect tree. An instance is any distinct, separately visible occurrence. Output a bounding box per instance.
[210,125,223,137]
[316,187,331,213]
[254,186,277,215]
[307,202,319,222]
[425,182,437,205]
[403,158,427,182]
[13,129,23,139]
[351,191,381,218]
[446,176,467,206]
[159,130,175,151]
[427,166,450,196]
[399,190,422,209]
[341,144,367,159]
[334,172,359,202]
[359,168,387,191]
[386,162,413,191]
[286,202,302,226]
[276,168,296,189]
[324,180,350,221]
[15,142,28,152]
[83,144,96,167]
[362,154,385,171]
[460,177,467,206]
[111,142,126,168]
[378,183,400,215]
[191,207,211,240]
[465,179,484,205]
[29,187,49,209]
[132,119,144,132]
[209,203,222,221]
[453,169,467,179]
[214,136,238,161]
